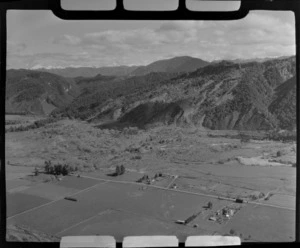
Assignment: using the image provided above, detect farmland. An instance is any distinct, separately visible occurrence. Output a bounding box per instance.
[5,115,296,242]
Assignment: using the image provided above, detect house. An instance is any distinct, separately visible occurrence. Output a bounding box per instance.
[209,216,217,221]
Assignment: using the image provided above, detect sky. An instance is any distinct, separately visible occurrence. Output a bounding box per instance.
[7,1,295,69]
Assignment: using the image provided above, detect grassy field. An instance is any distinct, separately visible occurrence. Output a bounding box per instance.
[21,183,79,201]
[54,176,99,190]
[5,117,296,242]
[220,204,295,242]
[6,179,32,191]
[7,193,50,217]
[58,209,209,241]
[7,179,231,235]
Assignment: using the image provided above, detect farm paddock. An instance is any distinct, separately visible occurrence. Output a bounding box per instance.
[5,117,296,242]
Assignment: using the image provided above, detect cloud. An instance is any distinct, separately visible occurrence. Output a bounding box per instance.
[224,12,295,46]
[8,12,296,68]
[7,52,93,69]
[52,34,82,46]
[7,41,27,55]
[51,21,206,51]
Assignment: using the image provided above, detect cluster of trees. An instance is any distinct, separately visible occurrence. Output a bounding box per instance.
[44,160,77,176]
[154,172,163,178]
[108,165,126,177]
[5,117,60,133]
[115,165,125,176]
[137,174,150,183]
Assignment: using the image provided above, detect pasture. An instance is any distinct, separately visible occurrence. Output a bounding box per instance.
[58,209,209,241]
[7,193,50,217]
[220,204,295,242]
[6,173,296,242]
[5,119,296,242]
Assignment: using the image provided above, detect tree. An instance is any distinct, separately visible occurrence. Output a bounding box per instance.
[62,164,69,176]
[115,165,121,175]
[120,165,125,175]
[34,167,39,176]
[44,160,52,173]
[48,164,54,175]
[207,201,213,209]
[54,163,63,175]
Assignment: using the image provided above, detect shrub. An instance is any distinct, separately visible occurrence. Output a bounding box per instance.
[131,155,142,160]
[6,117,62,133]
[240,133,250,143]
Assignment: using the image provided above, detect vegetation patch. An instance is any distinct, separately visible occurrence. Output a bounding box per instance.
[5,117,62,133]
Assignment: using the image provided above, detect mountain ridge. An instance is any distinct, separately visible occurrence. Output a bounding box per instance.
[28,56,209,78]
[130,56,210,76]
[6,69,79,115]
[65,56,295,131]
[6,55,296,131]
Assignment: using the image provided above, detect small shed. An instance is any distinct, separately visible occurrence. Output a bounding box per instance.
[209,216,217,222]
[64,197,77,202]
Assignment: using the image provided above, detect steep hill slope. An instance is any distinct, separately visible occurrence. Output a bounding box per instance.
[6,70,79,115]
[269,76,296,130]
[131,56,209,76]
[53,72,177,120]
[55,56,296,131]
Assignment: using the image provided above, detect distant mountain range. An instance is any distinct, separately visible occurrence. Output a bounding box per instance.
[6,55,296,131]
[33,56,209,78]
[31,55,290,78]
[36,65,139,78]
[211,55,293,65]
[129,56,209,76]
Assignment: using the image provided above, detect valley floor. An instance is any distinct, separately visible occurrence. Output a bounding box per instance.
[5,116,296,242]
